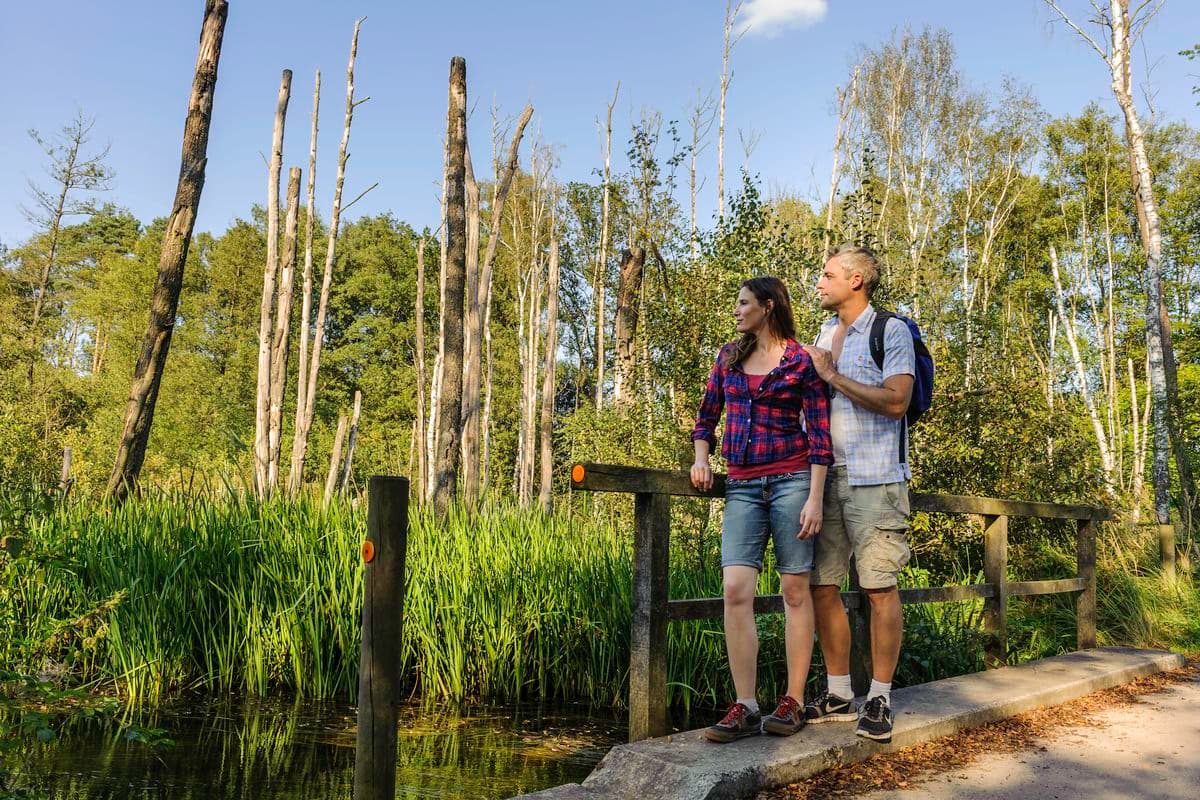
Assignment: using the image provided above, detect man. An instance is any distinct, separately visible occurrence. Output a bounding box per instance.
[802,244,914,744]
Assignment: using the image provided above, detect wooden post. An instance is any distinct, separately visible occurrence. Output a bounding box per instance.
[1076,519,1097,650]
[628,492,670,741]
[847,560,872,698]
[353,476,409,800]
[1158,523,1176,580]
[982,514,1008,668]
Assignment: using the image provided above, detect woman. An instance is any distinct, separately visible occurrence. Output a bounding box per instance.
[690,276,832,742]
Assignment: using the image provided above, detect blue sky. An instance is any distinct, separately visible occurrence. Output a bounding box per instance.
[2,0,1198,248]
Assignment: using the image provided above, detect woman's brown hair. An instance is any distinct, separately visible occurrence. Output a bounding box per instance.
[722,276,797,368]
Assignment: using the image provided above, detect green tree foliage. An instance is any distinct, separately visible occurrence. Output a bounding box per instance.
[0,26,1195,532]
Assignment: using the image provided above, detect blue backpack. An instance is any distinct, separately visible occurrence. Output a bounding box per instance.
[869,311,934,461]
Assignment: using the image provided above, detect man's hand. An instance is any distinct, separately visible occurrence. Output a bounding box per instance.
[797,496,822,539]
[803,345,837,382]
[690,461,714,492]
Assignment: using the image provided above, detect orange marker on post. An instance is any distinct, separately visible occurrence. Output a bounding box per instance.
[571,464,585,484]
[361,540,375,563]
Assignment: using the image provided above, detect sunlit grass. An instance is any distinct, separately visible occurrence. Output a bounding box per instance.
[2,489,1194,711]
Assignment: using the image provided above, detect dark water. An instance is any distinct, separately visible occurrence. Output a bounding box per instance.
[8,696,626,799]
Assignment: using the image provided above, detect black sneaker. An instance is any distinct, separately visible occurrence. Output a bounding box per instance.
[762,695,806,736]
[803,691,857,724]
[703,702,762,743]
[856,695,894,743]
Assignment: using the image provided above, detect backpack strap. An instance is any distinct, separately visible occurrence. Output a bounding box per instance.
[869,309,908,465]
[869,310,893,371]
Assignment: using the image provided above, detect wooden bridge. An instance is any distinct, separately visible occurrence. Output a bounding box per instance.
[347,467,1185,800]
[514,463,1184,800]
[568,461,1110,742]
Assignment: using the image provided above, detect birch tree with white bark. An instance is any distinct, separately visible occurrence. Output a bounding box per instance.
[1045,0,1196,527]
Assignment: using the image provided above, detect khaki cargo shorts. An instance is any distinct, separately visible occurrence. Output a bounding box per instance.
[811,467,911,590]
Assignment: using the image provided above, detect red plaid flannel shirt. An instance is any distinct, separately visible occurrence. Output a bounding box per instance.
[691,339,833,467]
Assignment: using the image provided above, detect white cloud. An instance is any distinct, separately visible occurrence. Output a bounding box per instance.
[736,0,828,38]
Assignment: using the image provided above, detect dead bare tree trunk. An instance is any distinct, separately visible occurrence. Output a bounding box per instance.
[612,246,645,407]
[461,104,532,505]
[255,69,292,496]
[340,389,362,491]
[289,70,320,496]
[538,208,561,512]
[59,447,72,498]
[717,1,744,223]
[106,0,227,501]
[407,419,417,485]
[268,168,301,489]
[323,414,348,506]
[687,88,714,268]
[594,84,618,410]
[460,144,482,506]
[824,66,860,254]
[480,278,496,498]
[288,19,364,495]
[426,146,449,501]
[431,56,468,515]
[414,238,428,503]
[518,168,545,506]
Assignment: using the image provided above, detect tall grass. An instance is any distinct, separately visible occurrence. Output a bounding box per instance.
[2,489,1194,710]
[2,491,643,707]
[1007,523,1200,659]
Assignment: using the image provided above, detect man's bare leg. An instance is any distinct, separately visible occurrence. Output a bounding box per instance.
[811,583,850,676]
[866,586,902,682]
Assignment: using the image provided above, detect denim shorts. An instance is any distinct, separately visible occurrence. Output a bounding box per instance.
[721,471,814,574]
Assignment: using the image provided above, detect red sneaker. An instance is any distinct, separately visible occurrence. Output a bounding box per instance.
[703,702,762,743]
[763,694,806,736]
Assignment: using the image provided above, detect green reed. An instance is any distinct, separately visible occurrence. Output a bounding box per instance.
[3,489,1189,711]
[1,490,644,707]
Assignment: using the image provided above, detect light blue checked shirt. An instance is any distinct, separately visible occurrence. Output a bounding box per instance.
[815,305,916,486]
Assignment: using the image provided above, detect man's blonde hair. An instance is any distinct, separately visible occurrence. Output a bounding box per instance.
[829,244,881,298]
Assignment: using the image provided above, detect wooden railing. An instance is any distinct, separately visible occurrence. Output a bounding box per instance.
[569,462,1113,742]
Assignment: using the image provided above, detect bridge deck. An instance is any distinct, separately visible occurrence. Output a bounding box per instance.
[515,647,1184,800]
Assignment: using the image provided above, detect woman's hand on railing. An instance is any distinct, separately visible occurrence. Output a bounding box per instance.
[690,461,713,492]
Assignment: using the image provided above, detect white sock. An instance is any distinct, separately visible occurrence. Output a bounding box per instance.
[827,674,853,700]
[736,697,759,715]
[867,679,891,704]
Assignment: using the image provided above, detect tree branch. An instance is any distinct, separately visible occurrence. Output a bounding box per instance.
[340,181,379,214]
[1130,0,1166,44]
[1044,0,1109,61]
